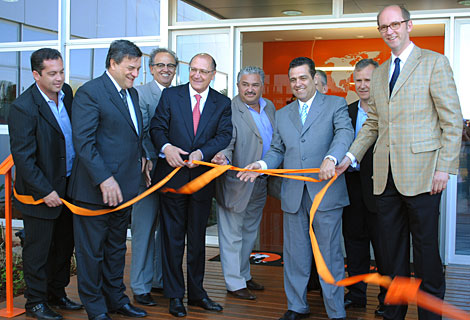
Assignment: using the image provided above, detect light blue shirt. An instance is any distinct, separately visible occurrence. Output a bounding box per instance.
[246,98,273,158]
[355,100,368,139]
[37,85,75,176]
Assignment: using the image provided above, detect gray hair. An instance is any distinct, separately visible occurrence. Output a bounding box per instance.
[354,59,379,72]
[237,66,265,84]
[149,48,178,67]
[316,70,327,86]
[377,5,411,26]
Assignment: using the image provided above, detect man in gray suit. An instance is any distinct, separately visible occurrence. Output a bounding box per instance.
[239,57,354,320]
[211,66,275,300]
[131,48,178,307]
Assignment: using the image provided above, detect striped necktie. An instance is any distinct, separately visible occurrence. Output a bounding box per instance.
[300,103,308,125]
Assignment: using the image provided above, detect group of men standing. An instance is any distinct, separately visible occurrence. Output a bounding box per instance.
[8,4,463,320]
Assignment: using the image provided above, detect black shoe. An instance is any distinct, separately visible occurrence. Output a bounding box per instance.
[151,287,164,293]
[169,298,186,317]
[49,296,83,310]
[134,293,157,306]
[279,310,310,320]
[188,297,223,311]
[26,303,63,320]
[344,298,366,309]
[246,279,264,291]
[375,304,386,316]
[89,314,112,320]
[227,288,256,300]
[113,303,147,317]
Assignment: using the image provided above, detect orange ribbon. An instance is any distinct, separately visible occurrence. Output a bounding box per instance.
[13,159,470,320]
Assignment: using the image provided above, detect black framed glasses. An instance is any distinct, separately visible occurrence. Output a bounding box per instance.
[151,63,177,70]
[378,20,409,33]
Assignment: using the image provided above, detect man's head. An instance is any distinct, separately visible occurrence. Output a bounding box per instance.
[288,57,316,103]
[106,40,142,90]
[377,5,413,56]
[31,48,64,98]
[353,59,379,104]
[314,70,328,94]
[149,48,178,88]
[237,66,265,106]
[189,53,216,93]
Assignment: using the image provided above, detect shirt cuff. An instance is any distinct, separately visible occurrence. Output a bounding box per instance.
[324,155,337,165]
[257,160,267,170]
[346,152,358,168]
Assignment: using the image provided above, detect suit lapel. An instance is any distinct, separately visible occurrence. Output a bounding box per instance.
[301,92,323,136]
[32,85,63,135]
[129,88,142,136]
[102,73,138,135]
[390,46,421,99]
[177,84,194,139]
[150,80,162,101]
[349,101,359,131]
[235,95,261,139]
[288,101,302,134]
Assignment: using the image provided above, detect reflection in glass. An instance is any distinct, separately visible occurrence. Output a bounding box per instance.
[20,51,33,94]
[177,0,217,22]
[70,0,160,39]
[0,52,18,124]
[23,26,57,41]
[456,119,470,256]
[0,19,19,43]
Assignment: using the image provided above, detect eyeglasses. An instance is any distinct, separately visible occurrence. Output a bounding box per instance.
[151,63,177,70]
[377,20,409,33]
[189,67,214,75]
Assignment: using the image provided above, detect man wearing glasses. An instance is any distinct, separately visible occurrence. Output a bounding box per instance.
[149,53,232,317]
[337,5,462,320]
[130,48,178,307]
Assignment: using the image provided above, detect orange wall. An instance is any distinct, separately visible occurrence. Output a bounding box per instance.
[263,36,444,109]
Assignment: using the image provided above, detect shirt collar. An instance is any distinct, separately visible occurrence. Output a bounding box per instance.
[155,80,169,92]
[297,91,317,109]
[106,70,124,93]
[36,83,64,104]
[189,84,210,101]
[391,42,415,65]
[244,97,267,111]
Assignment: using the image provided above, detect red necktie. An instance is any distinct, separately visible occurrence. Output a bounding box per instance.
[193,94,201,136]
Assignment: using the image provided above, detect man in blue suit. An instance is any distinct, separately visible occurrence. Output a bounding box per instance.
[150,53,232,317]
[68,40,147,320]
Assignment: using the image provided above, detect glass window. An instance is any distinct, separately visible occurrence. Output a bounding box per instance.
[0,0,24,25]
[457,121,470,256]
[177,0,218,22]
[344,0,468,14]
[24,0,58,33]
[71,0,160,39]
[0,19,19,43]
[23,26,57,41]
[0,52,18,124]
[20,51,34,95]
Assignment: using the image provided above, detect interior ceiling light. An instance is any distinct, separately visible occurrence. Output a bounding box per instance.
[274,38,283,41]
[2,0,19,2]
[458,0,470,5]
[282,10,303,16]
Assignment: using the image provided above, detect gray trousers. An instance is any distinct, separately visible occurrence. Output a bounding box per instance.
[283,187,346,318]
[130,172,163,295]
[217,178,267,291]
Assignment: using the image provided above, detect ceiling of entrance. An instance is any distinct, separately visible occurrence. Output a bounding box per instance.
[184,0,468,19]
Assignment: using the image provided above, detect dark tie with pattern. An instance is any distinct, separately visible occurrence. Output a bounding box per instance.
[389,57,401,96]
[120,89,129,109]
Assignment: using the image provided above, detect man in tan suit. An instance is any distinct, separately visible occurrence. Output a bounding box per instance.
[211,66,275,300]
[337,5,463,320]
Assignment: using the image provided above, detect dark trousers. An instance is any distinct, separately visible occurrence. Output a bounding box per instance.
[376,172,445,320]
[343,172,386,305]
[159,193,211,300]
[73,201,131,318]
[22,207,74,309]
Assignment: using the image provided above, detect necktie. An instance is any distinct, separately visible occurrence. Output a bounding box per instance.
[193,94,201,136]
[300,103,308,125]
[389,57,401,96]
[120,89,129,109]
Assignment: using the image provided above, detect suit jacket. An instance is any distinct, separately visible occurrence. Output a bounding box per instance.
[263,93,354,213]
[346,100,376,213]
[9,83,73,219]
[349,46,463,196]
[67,72,144,205]
[215,95,276,212]
[136,80,162,160]
[150,83,232,200]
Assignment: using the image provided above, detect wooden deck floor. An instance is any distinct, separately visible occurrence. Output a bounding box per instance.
[2,243,469,319]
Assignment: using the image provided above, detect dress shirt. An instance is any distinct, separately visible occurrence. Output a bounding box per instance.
[155,80,167,92]
[246,98,273,158]
[37,85,75,176]
[349,100,368,171]
[106,70,139,134]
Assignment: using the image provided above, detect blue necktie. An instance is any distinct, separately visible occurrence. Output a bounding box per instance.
[389,57,401,96]
[300,103,308,125]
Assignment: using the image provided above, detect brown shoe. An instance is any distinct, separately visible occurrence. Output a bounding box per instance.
[228,288,256,300]
[246,279,264,290]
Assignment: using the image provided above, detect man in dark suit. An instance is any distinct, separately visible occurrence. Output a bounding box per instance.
[68,40,147,320]
[150,53,232,317]
[131,48,179,307]
[342,59,386,315]
[9,48,82,320]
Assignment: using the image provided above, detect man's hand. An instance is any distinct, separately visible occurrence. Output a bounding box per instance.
[336,156,352,176]
[43,191,62,207]
[319,158,336,180]
[100,176,123,207]
[141,157,147,173]
[187,150,203,169]
[237,162,261,182]
[164,145,188,168]
[144,159,153,187]
[431,170,449,195]
[211,152,228,165]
